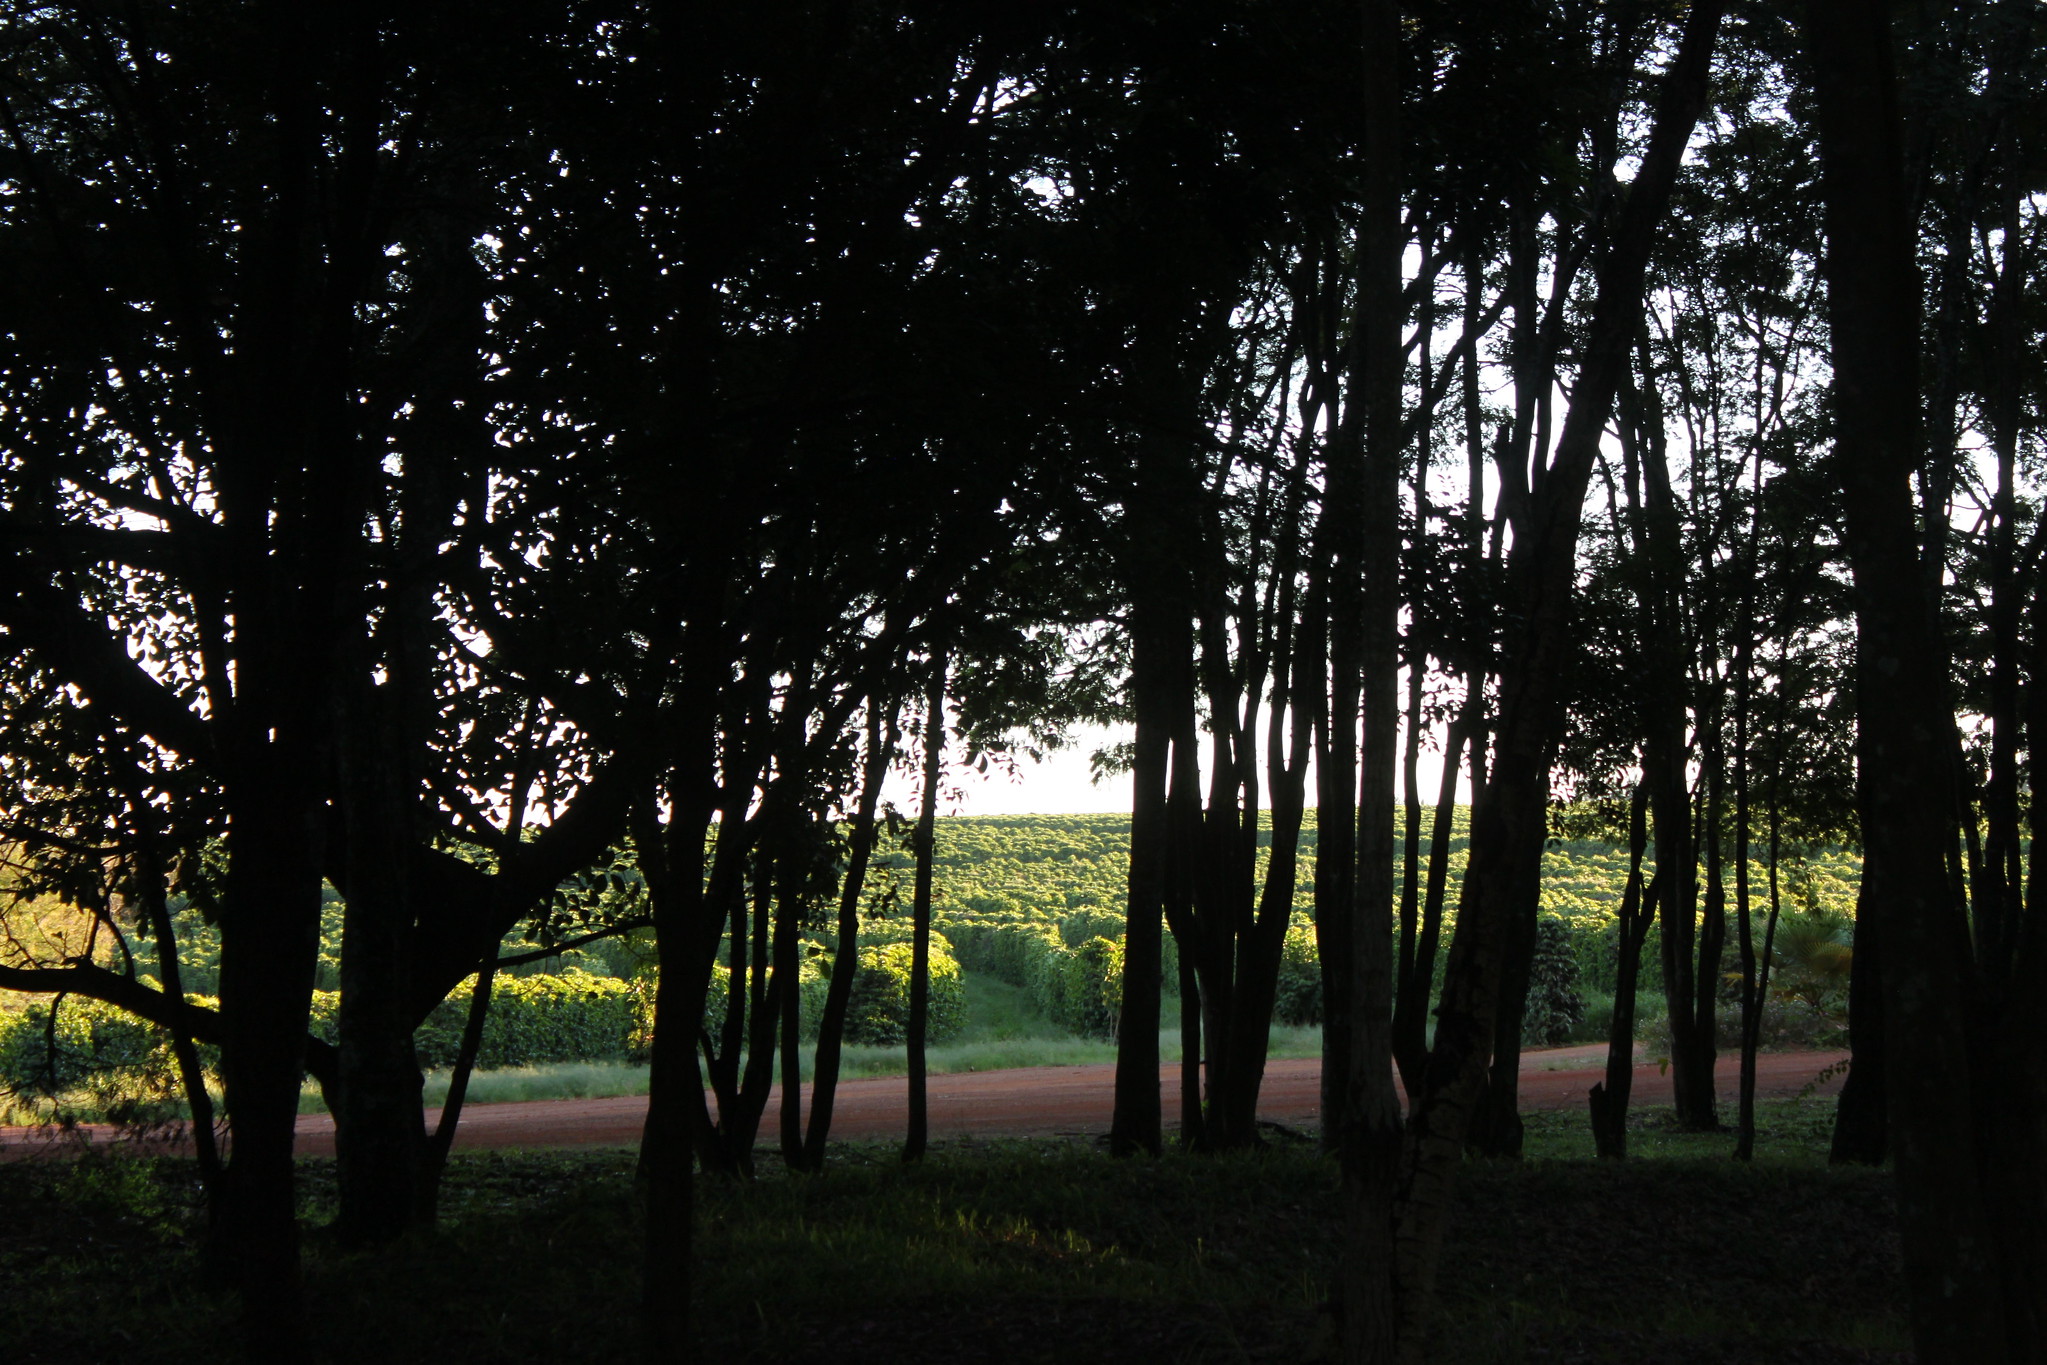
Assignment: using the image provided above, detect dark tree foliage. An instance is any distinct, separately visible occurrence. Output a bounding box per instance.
[1,1,2045,1363]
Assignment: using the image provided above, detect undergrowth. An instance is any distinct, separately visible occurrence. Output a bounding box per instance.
[0,1098,1905,1365]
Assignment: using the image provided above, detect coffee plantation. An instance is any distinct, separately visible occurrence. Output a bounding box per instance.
[0,810,1861,1115]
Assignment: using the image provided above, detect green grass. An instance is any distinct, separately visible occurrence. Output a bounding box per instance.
[824,975,1324,1080]
[0,1098,1907,1365]
[23,969,1322,1121]
[1517,1091,1844,1164]
[274,973,1323,1114]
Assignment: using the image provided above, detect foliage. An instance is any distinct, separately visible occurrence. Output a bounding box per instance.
[701,955,832,1047]
[1274,916,1324,1027]
[418,972,655,1071]
[1760,911,1855,1023]
[1521,916,1587,1047]
[0,991,200,1126]
[318,972,651,1073]
[842,939,967,1047]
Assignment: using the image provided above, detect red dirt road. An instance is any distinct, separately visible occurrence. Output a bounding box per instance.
[1,1046,1847,1159]
[312,1046,1845,1154]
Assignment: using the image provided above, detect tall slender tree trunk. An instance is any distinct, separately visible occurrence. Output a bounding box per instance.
[1732,491,1762,1161]
[801,701,895,1170]
[1589,780,1653,1158]
[777,872,804,1168]
[1805,2,2040,1356]
[1690,717,1726,1132]
[1830,878,1889,1163]
[903,658,945,1163]
[1394,718,1466,1096]
[420,950,496,1218]
[1166,678,1208,1147]
[212,771,328,1357]
[135,841,222,1191]
[636,775,715,1365]
[1391,9,1723,1356]
[1114,605,1171,1158]
[1334,0,1405,1356]
[332,683,428,1246]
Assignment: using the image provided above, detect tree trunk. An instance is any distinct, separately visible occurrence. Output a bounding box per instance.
[1688,719,1726,1132]
[1168,707,1213,1150]
[420,952,496,1218]
[636,796,710,1365]
[1805,2,2036,1356]
[1393,717,1467,1097]
[1589,780,1653,1159]
[1114,602,1174,1157]
[903,659,944,1164]
[1392,8,1723,1356]
[332,684,428,1246]
[135,842,223,1193]
[777,874,804,1169]
[1830,880,1888,1164]
[1732,521,1761,1161]
[800,702,895,1170]
[1335,0,1405,1354]
[212,775,327,1357]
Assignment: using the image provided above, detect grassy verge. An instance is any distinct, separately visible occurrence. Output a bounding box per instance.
[0,1097,1905,1365]
[272,973,1324,1114]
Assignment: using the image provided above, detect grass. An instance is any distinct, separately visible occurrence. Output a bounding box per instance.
[5,968,1315,1121]
[0,1097,1907,1365]
[272,973,1326,1115]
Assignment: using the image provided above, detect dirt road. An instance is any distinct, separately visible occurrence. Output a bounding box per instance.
[1,1046,1846,1159]
[283,1045,1842,1154]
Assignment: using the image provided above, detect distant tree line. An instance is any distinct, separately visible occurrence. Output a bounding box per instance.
[0,1,2040,1362]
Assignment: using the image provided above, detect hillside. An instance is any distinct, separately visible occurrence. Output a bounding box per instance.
[930,808,1861,935]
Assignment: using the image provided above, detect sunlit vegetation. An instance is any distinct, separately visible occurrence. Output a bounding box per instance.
[2,808,1860,1123]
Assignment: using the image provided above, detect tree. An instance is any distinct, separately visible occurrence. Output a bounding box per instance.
[0,3,596,1343]
[1385,4,1726,1355]
[1805,0,2047,1358]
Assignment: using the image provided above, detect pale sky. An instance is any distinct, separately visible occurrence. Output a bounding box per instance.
[945,722,1135,816]
[944,715,1456,817]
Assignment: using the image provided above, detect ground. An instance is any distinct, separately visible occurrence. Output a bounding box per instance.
[0,1050,1894,1364]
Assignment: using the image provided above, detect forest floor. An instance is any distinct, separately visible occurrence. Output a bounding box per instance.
[0,1048,1894,1364]
[0,1095,1904,1365]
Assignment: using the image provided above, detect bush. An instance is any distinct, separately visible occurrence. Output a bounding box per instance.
[1521,915,1586,1046]
[701,950,830,1046]
[390,970,650,1071]
[0,993,199,1124]
[843,938,966,1045]
[1060,936,1122,1039]
[1273,916,1322,1027]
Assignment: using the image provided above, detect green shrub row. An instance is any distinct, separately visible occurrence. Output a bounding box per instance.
[940,918,1122,1038]
[1522,915,1588,1046]
[940,909,1328,1037]
[701,955,830,1046]
[841,939,966,1045]
[1274,917,1322,1026]
[387,970,654,1070]
[700,929,967,1048]
[3,972,661,1102]
[2,936,979,1109]
[0,994,193,1112]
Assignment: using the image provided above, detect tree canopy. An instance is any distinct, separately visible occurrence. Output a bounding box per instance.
[2,0,2044,1360]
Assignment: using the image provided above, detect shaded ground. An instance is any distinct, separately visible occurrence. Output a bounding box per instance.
[0,1112,1906,1365]
[0,1048,1891,1363]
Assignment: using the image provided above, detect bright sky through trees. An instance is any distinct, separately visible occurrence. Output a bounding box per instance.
[948,710,1456,816]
